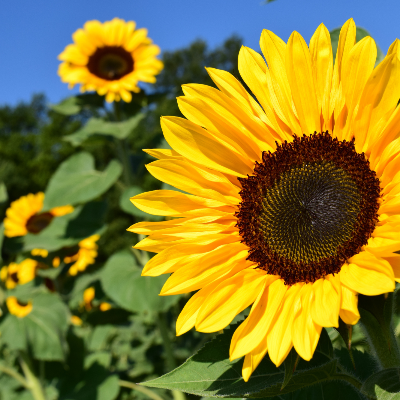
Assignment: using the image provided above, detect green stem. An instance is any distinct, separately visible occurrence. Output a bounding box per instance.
[359,294,400,369]
[156,313,186,400]
[113,101,133,186]
[0,364,29,388]
[19,353,46,400]
[119,380,164,400]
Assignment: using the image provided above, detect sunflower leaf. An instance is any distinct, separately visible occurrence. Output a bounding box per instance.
[100,250,180,313]
[64,114,144,146]
[42,152,122,210]
[360,368,400,399]
[141,324,354,398]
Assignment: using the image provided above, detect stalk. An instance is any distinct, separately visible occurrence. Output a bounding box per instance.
[19,353,46,400]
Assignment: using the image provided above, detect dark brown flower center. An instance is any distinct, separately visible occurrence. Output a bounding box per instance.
[236,132,381,285]
[26,212,54,234]
[87,46,134,80]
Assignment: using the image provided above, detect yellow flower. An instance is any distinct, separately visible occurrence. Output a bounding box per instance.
[31,248,49,258]
[58,18,163,103]
[1,259,43,289]
[99,302,112,311]
[65,235,100,276]
[70,315,83,326]
[4,192,74,238]
[6,296,32,318]
[129,19,400,381]
[83,286,95,311]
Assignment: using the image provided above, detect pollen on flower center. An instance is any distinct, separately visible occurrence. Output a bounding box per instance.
[236,132,381,285]
[87,46,134,80]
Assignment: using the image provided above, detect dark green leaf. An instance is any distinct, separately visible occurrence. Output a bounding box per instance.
[0,292,69,361]
[119,186,162,220]
[282,349,297,390]
[43,152,122,210]
[141,325,345,398]
[100,250,180,313]
[361,368,400,400]
[64,114,145,146]
[0,222,4,262]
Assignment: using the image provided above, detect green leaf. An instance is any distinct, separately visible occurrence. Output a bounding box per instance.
[119,186,162,220]
[330,26,384,65]
[50,97,81,115]
[361,368,400,399]
[141,326,346,398]
[0,182,8,203]
[0,292,69,361]
[64,114,145,146]
[100,250,180,313]
[281,349,297,390]
[43,152,122,210]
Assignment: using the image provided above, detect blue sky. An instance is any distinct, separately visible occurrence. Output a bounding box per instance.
[1,0,399,106]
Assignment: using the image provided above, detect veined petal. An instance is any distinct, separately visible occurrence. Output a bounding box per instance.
[242,339,269,382]
[286,31,320,134]
[161,116,253,177]
[383,256,400,283]
[160,242,251,295]
[340,251,394,295]
[230,278,285,360]
[267,284,303,366]
[195,268,267,332]
[339,285,360,325]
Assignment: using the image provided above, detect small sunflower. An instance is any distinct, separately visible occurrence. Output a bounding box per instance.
[6,296,32,318]
[65,234,100,276]
[129,19,400,381]
[82,286,95,311]
[1,259,43,289]
[4,193,74,238]
[58,18,163,103]
[70,315,83,326]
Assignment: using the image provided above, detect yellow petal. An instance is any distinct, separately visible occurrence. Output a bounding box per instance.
[267,284,303,366]
[340,251,395,295]
[339,285,360,325]
[161,116,253,177]
[230,278,285,360]
[195,269,267,332]
[242,338,269,382]
[143,148,183,160]
[160,242,250,295]
[286,32,320,134]
[310,274,340,328]
[383,255,400,283]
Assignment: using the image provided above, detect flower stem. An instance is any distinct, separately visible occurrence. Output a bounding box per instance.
[359,293,400,369]
[19,353,46,400]
[119,380,164,400]
[0,364,29,388]
[113,101,133,186]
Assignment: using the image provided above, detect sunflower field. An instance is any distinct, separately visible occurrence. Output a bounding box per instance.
[1,15,400,400]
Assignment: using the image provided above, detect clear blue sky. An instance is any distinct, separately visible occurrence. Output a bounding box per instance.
[1,0,399,106]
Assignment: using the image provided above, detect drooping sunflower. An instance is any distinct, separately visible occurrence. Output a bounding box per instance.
[4,192,74,238]
[128,18,400,381]
[58,18,163,103]
[6,296,32,318]
[65,234,100,276]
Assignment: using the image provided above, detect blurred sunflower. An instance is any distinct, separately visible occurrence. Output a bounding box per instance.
[1,259,43,289]
[58,18,163,103]
[129,19,400,380]
[65,235,100,276]
[6,296,33,318]
[4,192,74,238]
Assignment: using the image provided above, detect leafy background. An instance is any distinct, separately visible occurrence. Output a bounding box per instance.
[0,23,399,400]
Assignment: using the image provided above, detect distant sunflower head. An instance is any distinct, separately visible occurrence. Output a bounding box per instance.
[6,296,32,318]
[3,192,74,238]
[58,18,163,103]
[128,18,400,381]
[1,259,44,289]
[65,235,100,276]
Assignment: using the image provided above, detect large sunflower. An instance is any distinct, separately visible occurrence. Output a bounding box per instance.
[128,19,400,381]
[58,18,163,103]
[4,192,74,238]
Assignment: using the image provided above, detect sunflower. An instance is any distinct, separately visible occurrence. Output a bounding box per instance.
[82,286,95,311]
[1,259,43,289]
[6,296,32,318]
[65,234,100,276]
[58,18,163,103]
[4,192,74,238]
[128,19,400,380]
